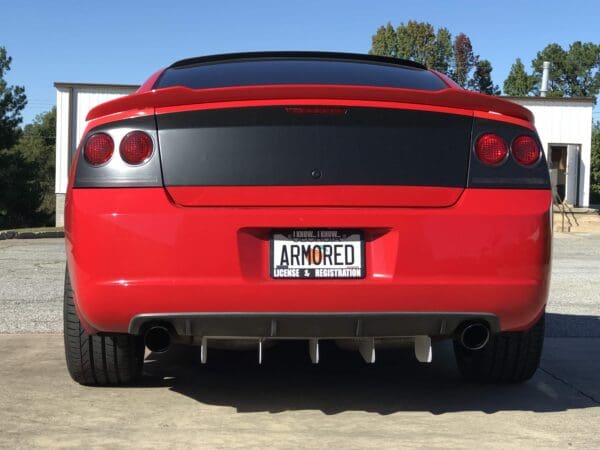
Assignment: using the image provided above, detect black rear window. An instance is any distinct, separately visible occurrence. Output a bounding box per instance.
[154,59,447,91]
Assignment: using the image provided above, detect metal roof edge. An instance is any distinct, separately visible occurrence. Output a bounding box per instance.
[502,95,595,104]
[54,81,140,90]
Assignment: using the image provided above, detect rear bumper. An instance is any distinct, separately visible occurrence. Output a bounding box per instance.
[129,312,500,338]
[65,187,552,335]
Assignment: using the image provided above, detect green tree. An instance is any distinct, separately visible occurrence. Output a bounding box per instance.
[369,22,493,91]
[453,33,478,88]
[503,58,536,96]
[591,121,600,204]
[0,46,26,150]
[531,42,600,97]
[562,41,600,96]
[0,148,44,228]
[432,27,453,74]
[531,43,569,97]
[0,46,44,229]
[395,20,437,67]
[13,107,56,223]
[469,59,500,95]
[369,21,454,76]
[369,23,398,58]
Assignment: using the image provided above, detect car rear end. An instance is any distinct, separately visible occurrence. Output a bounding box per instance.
[64,52,551,385]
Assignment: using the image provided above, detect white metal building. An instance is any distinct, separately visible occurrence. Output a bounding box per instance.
[53,84,595,226]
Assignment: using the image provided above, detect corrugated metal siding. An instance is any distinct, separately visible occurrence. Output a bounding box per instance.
[55,88,71,194]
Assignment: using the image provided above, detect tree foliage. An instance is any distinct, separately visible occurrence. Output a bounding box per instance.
[591,121,600,204]
[505,42,600,98]
[395,20,437,67]
[469,59,500,95]
[0,46,53,229]
[13,108,56,223]
[532,42,600,97]
[371,20,455,73]
[0,148,44,228]
[0,46,27,150]
[452,33,478,88]
[370,21,498,94]
[503,58,536,96]
[531,43,568,96]
[432,27,453,74]
[370,23,398,58]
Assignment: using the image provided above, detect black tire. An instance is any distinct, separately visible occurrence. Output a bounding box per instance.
[453,313,545,383]
[63,267,145,385]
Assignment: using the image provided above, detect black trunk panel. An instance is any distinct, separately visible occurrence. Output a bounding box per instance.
[157,107,472,187]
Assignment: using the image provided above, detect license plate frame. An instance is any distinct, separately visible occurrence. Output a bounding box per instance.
[270,229,365,279]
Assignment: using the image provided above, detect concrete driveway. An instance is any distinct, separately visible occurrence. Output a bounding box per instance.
[0,236,599,448]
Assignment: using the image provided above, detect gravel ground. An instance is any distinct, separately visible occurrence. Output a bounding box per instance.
[549,233,600,316]
[0,239,64,333]
[0,234,598,334]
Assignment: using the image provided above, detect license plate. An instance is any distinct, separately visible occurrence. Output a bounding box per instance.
[270,229,365,279]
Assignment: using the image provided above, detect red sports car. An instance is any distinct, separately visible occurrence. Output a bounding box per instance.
[64,52,551,385]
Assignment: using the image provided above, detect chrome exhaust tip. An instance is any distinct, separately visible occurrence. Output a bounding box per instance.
[144,325,172,353]
[459,322,490,351]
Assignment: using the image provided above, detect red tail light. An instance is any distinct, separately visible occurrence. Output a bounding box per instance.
[285,106,347,115]
[512,135,541,166]
[120,131,153,165]
[83,133,114,166]
[475,133,508,166]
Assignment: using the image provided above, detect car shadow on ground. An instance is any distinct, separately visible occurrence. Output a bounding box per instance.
[545,312,600,337]
[139,313,600,415]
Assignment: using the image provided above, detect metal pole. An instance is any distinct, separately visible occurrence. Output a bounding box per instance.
[541,61,550,97]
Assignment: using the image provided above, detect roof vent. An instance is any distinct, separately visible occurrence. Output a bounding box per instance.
[540,61,550,97]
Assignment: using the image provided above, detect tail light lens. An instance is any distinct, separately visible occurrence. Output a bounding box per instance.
[83,133,114,166]
[475,133,508,166]
[120,131,153,165]
[512,135,541,166]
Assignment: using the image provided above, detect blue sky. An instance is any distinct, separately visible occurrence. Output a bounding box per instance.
[2,0,599,124]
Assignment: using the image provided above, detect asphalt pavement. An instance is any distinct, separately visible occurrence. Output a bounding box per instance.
[0,235,599,448]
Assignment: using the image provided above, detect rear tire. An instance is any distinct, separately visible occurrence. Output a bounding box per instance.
[453,313,545,383]
[63,267,144,385]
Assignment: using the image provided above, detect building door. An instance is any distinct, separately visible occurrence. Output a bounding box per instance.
[550,144,580,206]
[565,144,580,206]
[549,146,567,202]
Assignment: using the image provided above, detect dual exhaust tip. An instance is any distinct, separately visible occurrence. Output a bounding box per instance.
[144,325,171,353]
[458,322,490,351]
[144,321,491,353]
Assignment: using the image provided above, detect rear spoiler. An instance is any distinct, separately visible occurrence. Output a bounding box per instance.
[87,84,534,124]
